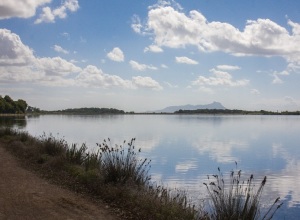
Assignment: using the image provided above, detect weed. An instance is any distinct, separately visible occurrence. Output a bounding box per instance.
[203,164,283,220]
[39,132,67,156]
[97,138,151,185]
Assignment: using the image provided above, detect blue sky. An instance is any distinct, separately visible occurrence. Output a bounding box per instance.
[1,0,300,112]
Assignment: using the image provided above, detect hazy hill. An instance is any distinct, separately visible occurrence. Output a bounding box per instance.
[154,101,226,113]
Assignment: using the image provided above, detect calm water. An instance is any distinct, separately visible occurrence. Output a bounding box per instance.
[2,114,300,219]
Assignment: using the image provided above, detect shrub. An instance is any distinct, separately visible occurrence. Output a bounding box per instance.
[97,138,151,185]
[66,143,87,165]
[203,165,283,220]
[39,132,67,156]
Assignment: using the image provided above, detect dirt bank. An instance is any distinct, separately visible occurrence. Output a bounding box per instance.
[0,145,119,220]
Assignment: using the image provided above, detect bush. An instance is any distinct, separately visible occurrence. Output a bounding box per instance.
[39,132,67,156]
[203,165,283,220]
[97,138,151,185]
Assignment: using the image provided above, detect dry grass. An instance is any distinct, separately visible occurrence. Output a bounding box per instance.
[203,165,283,220]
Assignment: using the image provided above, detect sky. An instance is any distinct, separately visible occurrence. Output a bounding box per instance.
[1,0,300,112]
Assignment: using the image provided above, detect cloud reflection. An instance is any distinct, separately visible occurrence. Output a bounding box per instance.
[192,137,248,163]
[175,160,197,173]
[270,143,300,207]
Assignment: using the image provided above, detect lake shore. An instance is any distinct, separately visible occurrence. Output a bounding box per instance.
[0,142,120,220]
[0,128,200,220]
[0,126,284,220]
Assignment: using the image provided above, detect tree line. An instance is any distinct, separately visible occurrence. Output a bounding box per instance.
[0,95,28,114]
[174,108,300,115]
[50,107,125,114]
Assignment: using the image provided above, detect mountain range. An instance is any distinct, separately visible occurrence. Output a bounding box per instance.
[153,101,226,113]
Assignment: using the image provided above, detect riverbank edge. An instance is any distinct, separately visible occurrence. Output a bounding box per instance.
[0,128,201,220]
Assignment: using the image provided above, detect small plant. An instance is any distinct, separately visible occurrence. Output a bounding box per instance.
[66,143,87,165]
[97,138,151,185]
[39,132,67,156]
[203,164,283,220]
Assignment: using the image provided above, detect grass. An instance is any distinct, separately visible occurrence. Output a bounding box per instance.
[97,138,151,185]
[203,165,283,220]
[0,127,283,220]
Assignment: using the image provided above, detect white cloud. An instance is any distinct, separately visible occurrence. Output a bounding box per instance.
[35,0,79,24]
[137,3,300,64]
[175,56,198,65]
[271,70,289,84]
[76,65,132,89]
[192,68,249,87]
[196,86,214,94]
[129,60,157,71]
[37,57,81,76]
[0,29,35,65]
[53,45,69,54]
[161,64,168,69]
[107,47,125,62]
[132,76,163,90]
[216,65,241,71]
[250,89,260,95]
[0,28,163,91]
[144,45,163,53]
[0,0,50,19]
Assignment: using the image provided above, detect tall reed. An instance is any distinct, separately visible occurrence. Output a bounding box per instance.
[97,138,151,185]
[203,165,283,220]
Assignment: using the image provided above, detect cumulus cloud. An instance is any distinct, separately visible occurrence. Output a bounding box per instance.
[144,45,163,53]
[107,47,125,62]
[271,70,289,84]
[53,45,69,54]
[175,56,198,65]
[131,14,144,35]
[0,29,35,65]
[136,3,300,64]
[132,76,163,90]
[76,65,132,89]
[0,29,163,91]
[0,30,81,84]
[216,65,241,71]
[192,68,249,87]
[35,0,79,24]
[37,57,81,76]
[129,60,157,71]
[0,0,50,19]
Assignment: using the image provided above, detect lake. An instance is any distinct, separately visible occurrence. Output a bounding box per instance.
[2,114,300,219]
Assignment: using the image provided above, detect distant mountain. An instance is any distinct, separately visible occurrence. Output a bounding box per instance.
[154,102,226,113]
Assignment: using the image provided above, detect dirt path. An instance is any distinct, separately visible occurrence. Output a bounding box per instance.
[0,145,119,220]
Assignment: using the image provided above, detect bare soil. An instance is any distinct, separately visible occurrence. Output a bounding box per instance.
[0,144,119,220]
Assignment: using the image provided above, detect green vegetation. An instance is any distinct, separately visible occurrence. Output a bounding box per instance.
[0,95,28,114]
[0,128,282,219]
[175,108,300,115]
[46,107,125,114]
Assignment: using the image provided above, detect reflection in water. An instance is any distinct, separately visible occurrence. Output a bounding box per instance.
[0,116,27,128]
[192,138,248,163]
[271,143,300,208]
[5,114,300,219]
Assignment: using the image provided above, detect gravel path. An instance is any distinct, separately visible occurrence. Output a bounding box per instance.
[0,145,118,220]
